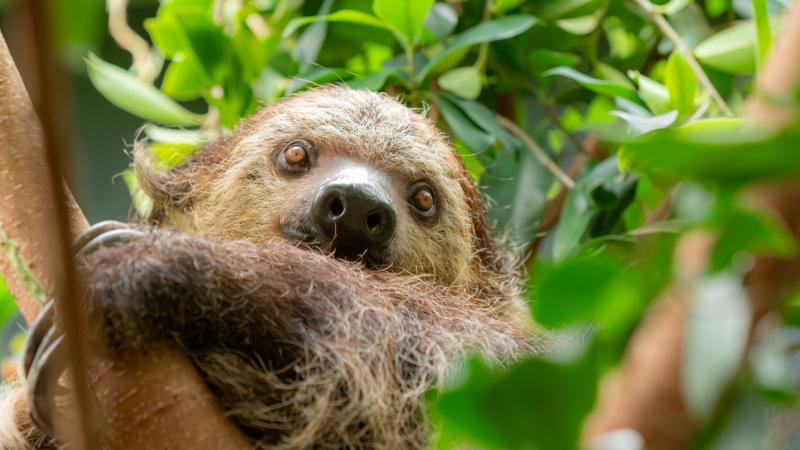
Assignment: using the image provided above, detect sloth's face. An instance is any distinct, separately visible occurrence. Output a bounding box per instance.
[188,87,477,285]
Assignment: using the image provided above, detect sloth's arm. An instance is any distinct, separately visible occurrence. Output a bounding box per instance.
[81,229,526,356]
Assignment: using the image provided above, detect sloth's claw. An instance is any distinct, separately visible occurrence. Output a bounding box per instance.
[22,221,145,438]
[74,220,143,256]
[23,301,68,438]
[23,300,54,376]
[72,220,129,253]
[78,229,145,256]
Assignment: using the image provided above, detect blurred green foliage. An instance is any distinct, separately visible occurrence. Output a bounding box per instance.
[2,0,800,447]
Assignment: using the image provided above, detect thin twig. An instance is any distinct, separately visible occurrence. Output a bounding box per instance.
[633,0,733,116]
[496,114,576,189]
[108,0,160,83]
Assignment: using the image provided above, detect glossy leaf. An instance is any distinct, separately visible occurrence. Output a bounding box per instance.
[418,15,539,80]
[434,356,597,450]
[122,169,154,219]
[481,147,551,251]
[162,58,207,100]
[423,3,458,41]
[621,119,800,184]
[283,10,388,38]
[710,209,797,272]
[442,95,518,150]
[373,0,435,45]
[631,72,671,115]
[86,54,204,126]
[295,0,335,68]
[694,18,782,75]
[544,67,640,103]
[532,255,644,332]
[0,277,16,332]
[612,110,678,136]
[752,0,772,69]
[434,94,494,152]
[552,158,620,261]
[438,66,482,99]
[665,51,698,119]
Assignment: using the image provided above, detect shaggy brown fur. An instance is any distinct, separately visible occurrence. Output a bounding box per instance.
[3,86,541,448]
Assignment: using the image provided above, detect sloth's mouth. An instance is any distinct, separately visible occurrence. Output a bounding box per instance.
[281,224,391,269]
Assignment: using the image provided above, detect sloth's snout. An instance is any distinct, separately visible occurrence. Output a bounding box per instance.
[311,163,396,260]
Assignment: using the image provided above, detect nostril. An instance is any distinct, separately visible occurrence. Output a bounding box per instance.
[366,211,384,233]
[329,197,345,218]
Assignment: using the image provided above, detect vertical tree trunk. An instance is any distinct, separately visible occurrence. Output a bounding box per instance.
[0,29,249,448]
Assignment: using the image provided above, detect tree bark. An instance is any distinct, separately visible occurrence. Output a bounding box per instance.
[0,31,249,449]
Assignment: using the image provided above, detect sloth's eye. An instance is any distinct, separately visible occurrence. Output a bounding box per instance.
[284,145,307,166]
[277,139,314,173]
[413,188,434,211]
[409,182,436,220]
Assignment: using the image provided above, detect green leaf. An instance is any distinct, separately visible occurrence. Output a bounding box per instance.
[612,110,678,136]
[534,0,600,20]
[0,276,17,331]
[528,49,579,80]
[433,94,493,152]
[423,3,458,41]
[532,255,644,332]
[694,18,782,75]
[151,142,198,169]
[710,209,797,272]
[373,0,435,45]
[295,0,335,68]
[146,11,229,86]
[496,0,528,14]
[418,15,539,80]
[283,10,388,38]
[544,67,640,103]
[438,66,482,99]
[434,356,597,450]
[85,53,204,126]
[552,158,620,261]
[665,51,699,119]
[555,5,606,36]
[285,68,354,95]
[751,0,772,70]
[442,95,518,150]
[122,169,154,219]
[143,124,209,145]
[654,0,693,15]
[481,147,551,251]
[630,71,671,115]
[161,57,206,100]
[621,119,800,184]
[683,272,751,420]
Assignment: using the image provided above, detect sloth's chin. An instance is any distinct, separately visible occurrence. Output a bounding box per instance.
[281,226,391,269]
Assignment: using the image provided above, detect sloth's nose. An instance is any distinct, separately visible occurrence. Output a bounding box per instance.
[312,182,396,256]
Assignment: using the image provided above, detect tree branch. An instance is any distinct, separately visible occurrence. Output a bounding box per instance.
[633,0,733,116]
[0,20,250,450]
[496,114,576,189]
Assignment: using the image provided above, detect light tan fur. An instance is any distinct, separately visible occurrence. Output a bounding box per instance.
[1,86,539,449]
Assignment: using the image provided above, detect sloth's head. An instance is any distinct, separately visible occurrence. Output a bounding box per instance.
[136,86,507,288]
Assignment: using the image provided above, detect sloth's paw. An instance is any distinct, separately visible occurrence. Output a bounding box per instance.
[22,221,143,437]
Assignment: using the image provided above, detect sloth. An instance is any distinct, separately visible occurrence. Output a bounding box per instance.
[3,86,542,449]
